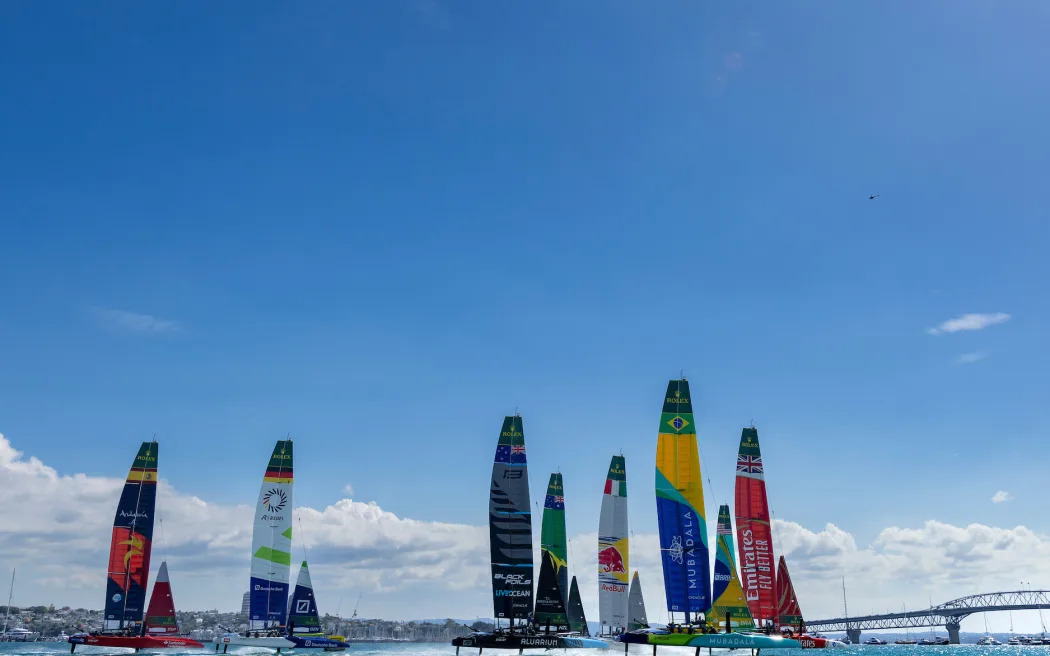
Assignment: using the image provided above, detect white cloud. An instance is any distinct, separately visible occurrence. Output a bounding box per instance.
[0,432,486,618]
[927,312,1010,336]
[955,351,987,364]
[92,307,180,334]
[3,432,1049,629]
[991,490,1014,504]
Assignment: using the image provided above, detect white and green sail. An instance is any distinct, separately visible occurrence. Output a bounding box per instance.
[249,440,294,630]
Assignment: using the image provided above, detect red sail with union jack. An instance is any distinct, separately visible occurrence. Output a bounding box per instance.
[734,427,777,627]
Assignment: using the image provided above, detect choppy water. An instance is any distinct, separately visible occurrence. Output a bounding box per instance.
[5,642,1050,656]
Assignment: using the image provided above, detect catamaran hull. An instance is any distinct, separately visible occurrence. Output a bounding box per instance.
[69,635,204,650]
[214,635,296,650]
[452,633,608,650]
[288,635,348,650]
[619,630,805,649]
[619,631,847,650]
[796,635,848,649]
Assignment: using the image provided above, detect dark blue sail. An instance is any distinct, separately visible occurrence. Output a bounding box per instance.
[287,561,321,634]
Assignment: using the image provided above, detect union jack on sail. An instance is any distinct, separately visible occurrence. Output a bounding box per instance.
[737,454,763,474]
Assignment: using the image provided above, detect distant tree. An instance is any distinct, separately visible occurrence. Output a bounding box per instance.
[471,621,494,632]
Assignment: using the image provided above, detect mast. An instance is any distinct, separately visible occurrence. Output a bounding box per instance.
[249,440,294,631]
[489,415,533,628]
[842,577,850,636]
[104,442,158,632]
[3,569,13,636]
[655,378,710,625]
[598,455,629,634]
[734,427,777,627]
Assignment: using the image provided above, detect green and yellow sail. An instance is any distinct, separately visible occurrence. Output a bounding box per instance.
[710,504,755,630]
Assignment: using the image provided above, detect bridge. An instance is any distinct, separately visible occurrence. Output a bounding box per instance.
[806,590,1050,644]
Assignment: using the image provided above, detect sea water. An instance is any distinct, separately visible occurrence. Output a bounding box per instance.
[4,643,1050,656]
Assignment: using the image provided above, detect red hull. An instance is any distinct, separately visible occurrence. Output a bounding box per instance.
[70,635,204,649]
[795,634,844,649]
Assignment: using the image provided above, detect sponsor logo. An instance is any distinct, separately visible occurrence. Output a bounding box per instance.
[502,470,523,479]
[520,638,561,647]
[714,573,732,582]
[494,590,531,597]
[262,488,287,513]
[501,430,524,438]
[296,600,310,613]
[666,389,690,404]
[254,584,284,592]
[112,593,123,603]
[600,583,627,593]
[119,534,144,568]
[598,546,626,573]
[119,510,150,520]
[493,573,530,584]
[669,536,684,564]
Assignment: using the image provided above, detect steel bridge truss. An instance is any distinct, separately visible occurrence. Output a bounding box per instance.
[807,590,1050,632]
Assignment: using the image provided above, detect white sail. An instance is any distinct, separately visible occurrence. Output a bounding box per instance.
[598,455,629,632]
[249,440,294,630]
[628,571,649,630]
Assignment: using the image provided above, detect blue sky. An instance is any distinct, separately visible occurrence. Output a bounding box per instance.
[2,1,1049,623]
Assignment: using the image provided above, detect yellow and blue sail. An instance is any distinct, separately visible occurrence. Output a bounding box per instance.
[655,378,710,616]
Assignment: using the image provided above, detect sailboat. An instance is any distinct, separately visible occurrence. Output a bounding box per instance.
[734,427,776,629]
[451,416,606,652]
[626,572,649,631]
[69,442,203,651]
[217,439,298,651]
[619,379,813,652]
[535,474,570,633]
[286,561,348,650]
[598,455,629,637]
[711,504,756,631]
[538,473,569,628]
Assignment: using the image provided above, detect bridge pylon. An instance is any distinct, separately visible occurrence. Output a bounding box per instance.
[946,620,961,645]
[847,629,861,644]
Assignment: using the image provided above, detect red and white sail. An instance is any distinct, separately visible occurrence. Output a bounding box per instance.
[144,561,180,634]
[734,427,777,626]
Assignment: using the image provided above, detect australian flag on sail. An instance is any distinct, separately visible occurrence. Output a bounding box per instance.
[495,444,527,464]
[544,494,565,510]
[737,454,763,474]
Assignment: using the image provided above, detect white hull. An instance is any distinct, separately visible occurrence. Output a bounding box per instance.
[215,634,296,649]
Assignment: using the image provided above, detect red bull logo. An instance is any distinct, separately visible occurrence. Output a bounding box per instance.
[598,547,626,574]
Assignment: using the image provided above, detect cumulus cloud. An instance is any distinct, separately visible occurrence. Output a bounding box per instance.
[991,490,1014,504]
[955,352,987,364]
[0,433,486,618]
[92,307,180,334]
[3,432,1048,627]
[927,313,1011,336]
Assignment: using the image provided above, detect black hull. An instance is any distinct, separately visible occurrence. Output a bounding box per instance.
[453,633,606,650]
